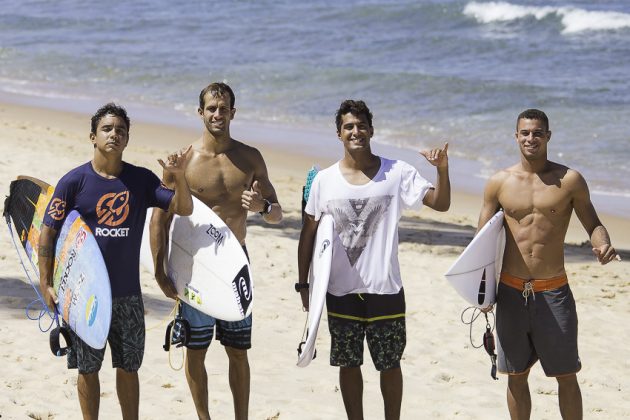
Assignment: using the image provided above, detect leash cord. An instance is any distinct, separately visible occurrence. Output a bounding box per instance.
[167,299,185,371]
[460,306,495,349]
[6,221,57,331]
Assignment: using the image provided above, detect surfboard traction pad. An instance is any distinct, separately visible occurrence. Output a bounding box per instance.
[5,177,112,349]
[4,178,53,266]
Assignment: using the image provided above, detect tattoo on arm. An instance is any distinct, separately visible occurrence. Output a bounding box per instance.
[39,245,54,258]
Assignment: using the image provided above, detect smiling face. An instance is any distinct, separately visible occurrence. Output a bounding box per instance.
[515,117,551,160]
[337,112,374,153]
[90,114,129,154]
[198,92,235,136]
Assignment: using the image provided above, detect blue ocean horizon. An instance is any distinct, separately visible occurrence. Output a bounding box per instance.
[1,0,629,215]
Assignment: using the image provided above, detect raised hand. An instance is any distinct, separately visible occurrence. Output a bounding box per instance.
[420,142,449,168]
[241,180,265,212]
[158,145,193,174]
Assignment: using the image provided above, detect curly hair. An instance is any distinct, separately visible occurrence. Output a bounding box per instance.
[90,103,130,134]
[335,100,373,131]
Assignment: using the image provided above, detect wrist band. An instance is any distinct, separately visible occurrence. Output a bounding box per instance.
[294,282,309,292]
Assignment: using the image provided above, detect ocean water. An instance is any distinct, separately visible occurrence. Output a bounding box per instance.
[1,0,629,212]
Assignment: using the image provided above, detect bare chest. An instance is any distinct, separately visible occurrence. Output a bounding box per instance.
[186,155,253,205]
[499,175,573,222]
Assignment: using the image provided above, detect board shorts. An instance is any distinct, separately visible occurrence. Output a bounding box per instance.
[496,273,580,377]
[326,288,406,371]
[177,245,252,351]
[178,302,252,350]
[66,295,145,374]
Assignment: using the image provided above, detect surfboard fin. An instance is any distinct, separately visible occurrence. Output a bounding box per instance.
[50,325,72,357]
[477,268,487,306]
[163,316,191,351]
[297,329,317,361]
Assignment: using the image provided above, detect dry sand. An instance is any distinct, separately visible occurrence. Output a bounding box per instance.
[1,101,629,419]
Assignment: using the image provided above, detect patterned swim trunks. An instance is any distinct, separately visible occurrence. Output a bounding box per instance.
[66,294,145,374]
[326,288,406,371]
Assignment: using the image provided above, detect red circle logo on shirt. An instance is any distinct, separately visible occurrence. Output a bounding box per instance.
[47,198,66,221]
[96,191,130,227]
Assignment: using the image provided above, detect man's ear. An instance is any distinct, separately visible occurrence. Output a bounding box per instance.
[547,130,552,141]
[90,132,96,148]
[197,107,203,117]
[230,107,236,120]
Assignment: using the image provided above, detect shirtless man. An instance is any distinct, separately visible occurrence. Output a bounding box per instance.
[150,82,282,420]
[477,109,619,420]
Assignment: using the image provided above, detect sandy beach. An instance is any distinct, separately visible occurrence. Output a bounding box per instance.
[1,101,629,419]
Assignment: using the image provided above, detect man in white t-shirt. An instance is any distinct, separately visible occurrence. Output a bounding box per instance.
[297,99,451,420]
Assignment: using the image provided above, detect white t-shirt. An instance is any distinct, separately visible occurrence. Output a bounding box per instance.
[305,157,433,296]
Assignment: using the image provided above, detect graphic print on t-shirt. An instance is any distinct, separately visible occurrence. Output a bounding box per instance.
[94,191,131,238]
[96,191,130,226]
[327,195,392,266]
[47,198,66,221]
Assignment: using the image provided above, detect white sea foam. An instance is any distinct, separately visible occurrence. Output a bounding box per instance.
[463,1,630,34]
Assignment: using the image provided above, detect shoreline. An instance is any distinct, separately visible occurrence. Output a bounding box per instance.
[1,97,628,250]
[2,89,629,219]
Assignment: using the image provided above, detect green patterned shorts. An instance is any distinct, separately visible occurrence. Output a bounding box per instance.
[327,289,406,371]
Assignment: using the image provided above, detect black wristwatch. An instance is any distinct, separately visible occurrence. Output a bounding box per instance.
[259,199,272,215]
[294,282,309,292]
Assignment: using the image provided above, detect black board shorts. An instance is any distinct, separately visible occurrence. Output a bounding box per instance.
[496,282,580,377]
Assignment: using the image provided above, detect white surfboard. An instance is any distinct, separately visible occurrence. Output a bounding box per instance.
[444,211,505,308]
[297,213,334,367]
[140,196,253,321]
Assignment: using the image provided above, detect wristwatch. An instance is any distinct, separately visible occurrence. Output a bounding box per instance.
[260,199,272,215]
[294,282,309,292]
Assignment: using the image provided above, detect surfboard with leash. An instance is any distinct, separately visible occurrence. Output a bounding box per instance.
[444,210,505,308]
[297,213,334,367]
[4,176,112,351]
[140,195,253,322]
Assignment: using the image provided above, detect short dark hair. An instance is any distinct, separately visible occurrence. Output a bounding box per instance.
[517,109,549,132]
[91,103,130,134]
[199,82,236,109]
[335,100,373,131]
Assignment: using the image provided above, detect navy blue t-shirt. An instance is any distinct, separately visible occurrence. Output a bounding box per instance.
[43,161,174,298]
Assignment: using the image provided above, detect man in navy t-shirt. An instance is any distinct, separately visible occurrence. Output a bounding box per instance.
[38,103,193,420]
